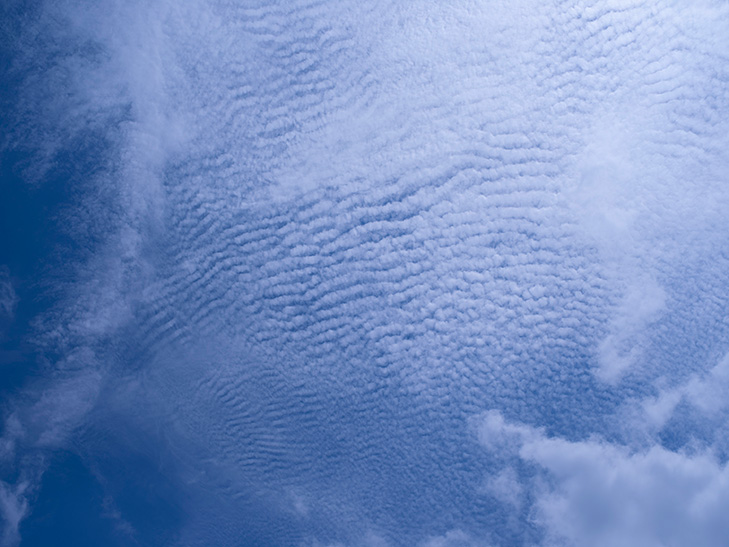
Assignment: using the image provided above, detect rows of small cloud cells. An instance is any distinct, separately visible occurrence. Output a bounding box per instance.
[2,0,729,545]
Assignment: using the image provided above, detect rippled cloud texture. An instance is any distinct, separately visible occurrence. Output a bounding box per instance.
[2,0,729,545]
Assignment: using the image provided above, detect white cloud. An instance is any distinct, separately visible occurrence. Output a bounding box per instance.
[0,351,102,544]
[476,410,542,455]
[595,278,666,383]
[478,410,729,547]
[631,350,729,435]
[420,528,487,547]
[480,467,523,510]
[0,268,18,325]
[530,441,729,547]
[0,480,28,547]
[683,352,729,415]
[5,0,729,544]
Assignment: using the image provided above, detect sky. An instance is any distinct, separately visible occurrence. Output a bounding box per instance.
[1,0,729,545]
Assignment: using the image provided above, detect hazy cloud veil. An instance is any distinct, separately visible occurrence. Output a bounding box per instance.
[2,0,729,545]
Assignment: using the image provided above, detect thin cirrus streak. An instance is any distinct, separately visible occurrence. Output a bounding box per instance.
[1,0,729,545]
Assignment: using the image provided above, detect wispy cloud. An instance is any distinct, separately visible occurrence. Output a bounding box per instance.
[0,268,17,327]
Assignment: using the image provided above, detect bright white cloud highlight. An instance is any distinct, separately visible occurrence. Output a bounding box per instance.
[479,411,729,547]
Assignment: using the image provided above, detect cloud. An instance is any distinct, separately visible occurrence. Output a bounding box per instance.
[595,279,666,383]
[3,0,729,544]
[0,480,28,547]
[0,268,18,327]
[0,346,103,543]
[480,467,523,510]
[477,410,542,455]
[633,351,729,435]
[479,411,729,547]
[531,441,729,547]
[420,529,488,547]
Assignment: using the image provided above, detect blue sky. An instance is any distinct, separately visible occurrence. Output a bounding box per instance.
[2,0,729,545]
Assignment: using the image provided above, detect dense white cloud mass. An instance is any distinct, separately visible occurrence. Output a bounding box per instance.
[479,410,729,547]
[2,0,729,545]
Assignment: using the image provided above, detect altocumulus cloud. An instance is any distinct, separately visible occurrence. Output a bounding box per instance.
[1,0,729,545]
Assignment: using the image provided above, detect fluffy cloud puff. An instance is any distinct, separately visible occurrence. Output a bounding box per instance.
[479,410,729,547]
